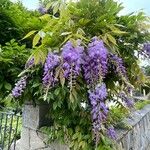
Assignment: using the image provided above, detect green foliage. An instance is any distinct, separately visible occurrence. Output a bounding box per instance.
[108,106,131,129]
[0,40,29,102]
[26,0,150,89]
[135,100,150,110]
[144,66,150,76]
[0,0,43,46]
[14,0,150,149]
[0,111,21,148]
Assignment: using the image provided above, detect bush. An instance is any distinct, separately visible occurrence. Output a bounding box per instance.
[0,40,30,102]
[0,0,43,46]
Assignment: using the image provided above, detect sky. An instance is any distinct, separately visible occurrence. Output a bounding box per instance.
[10,0,150,15]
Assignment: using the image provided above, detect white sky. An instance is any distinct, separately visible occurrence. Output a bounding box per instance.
[10,0,150,15]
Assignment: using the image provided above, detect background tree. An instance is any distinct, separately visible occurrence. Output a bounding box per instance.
[0,0,43,47]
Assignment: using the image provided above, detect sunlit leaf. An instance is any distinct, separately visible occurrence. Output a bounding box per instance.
[22,30,37,40]
[33,33,41,48]
[106,33,117,45]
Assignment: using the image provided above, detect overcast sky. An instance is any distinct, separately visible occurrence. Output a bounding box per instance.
[10,0,150,15]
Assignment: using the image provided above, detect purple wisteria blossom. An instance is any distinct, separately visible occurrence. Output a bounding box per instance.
[109,53,127,78]
[107,126,116,140]
[119,92,134,107]
[25,57,34,69]
[143,43,150,57]
[83,37,108,86]
[38,6,47,14]
[62,40,84,84]
[12,76,27,98]
[42,52,60,87]
[88,83,108,144]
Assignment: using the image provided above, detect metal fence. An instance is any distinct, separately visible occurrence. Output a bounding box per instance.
[0,111,21,150]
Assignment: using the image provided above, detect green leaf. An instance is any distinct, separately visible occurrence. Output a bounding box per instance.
[72,133,79,140]
[22,30,37,40]
[39,14,51,21]
[106,33,117,45]
[32,83,40,88]
[38,31,46,39]
[0,83,3,89]
[46,2,53,9]
[112,30,128,34]
[54,88,60,96]
[53,1,59,15]
[60,32,72,36]
[33,33,41,48]
[4,82,12,90]
[53,102,58,110]
[59,70,65,87]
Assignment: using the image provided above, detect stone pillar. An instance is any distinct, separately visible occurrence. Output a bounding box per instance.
[14,101,69,150]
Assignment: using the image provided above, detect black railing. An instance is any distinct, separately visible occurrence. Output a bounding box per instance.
[0,110,21,150]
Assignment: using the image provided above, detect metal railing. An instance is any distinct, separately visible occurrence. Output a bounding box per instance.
[0,110,21,150]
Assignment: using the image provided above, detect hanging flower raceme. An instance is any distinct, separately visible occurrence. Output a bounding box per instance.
[25,57,34,69]
[83,37,108,87]
[38,5,47,14]
[62,40,84,87]
[88,83,108,144]
[12,76,27,98]
[42,52,60,87]
[109,53,127,78]
[107,126,116,140]
[143,43,150,57]
[119,92,134,107]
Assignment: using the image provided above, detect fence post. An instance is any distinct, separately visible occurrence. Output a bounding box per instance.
[14,101,69,150]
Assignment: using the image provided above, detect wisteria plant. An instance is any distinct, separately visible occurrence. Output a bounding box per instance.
[10,0,150,149]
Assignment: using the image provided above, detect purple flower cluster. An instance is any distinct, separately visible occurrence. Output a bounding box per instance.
[109,53,127,78]
[25,57,34,69]
[107,126,116,140]
[143,43,150,57]
[88,83,108,143]
[62,40,84,81]
[119,92,134,107]
[38,6,47,14]
[42,52,60,87]
[12,76,27,98]
[83,37,108,86]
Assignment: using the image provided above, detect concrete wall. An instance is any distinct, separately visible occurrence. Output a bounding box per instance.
[13,102,150,150]
[116,104,150,150]
[13,102,69,150]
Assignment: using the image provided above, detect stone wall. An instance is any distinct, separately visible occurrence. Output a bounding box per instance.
[14,102,150,150]
[13,102,69,150]
[116,104,150,150]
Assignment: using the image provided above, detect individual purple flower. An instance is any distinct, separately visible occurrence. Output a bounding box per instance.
[12,76,27,98]
[143,43,150,57]
[88,83,108,144]
[38,6,47,14]
[109,53,127,78]
[119,92,134,107]
[25,57,34,69]
[107,126,116,140]
[83,37,108,87]
[62,40,84,85]
[42,52,60,87]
